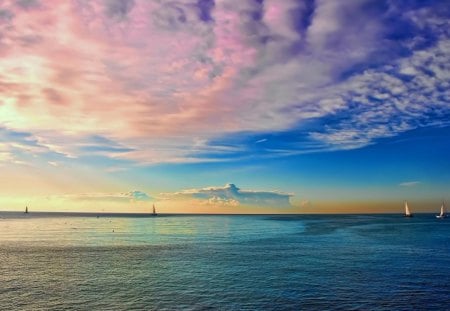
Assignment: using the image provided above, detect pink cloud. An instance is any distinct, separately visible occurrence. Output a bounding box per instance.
[1,0,446,165]
[2,1,260,148]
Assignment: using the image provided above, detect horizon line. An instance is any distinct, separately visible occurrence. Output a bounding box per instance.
[0,211,440,217]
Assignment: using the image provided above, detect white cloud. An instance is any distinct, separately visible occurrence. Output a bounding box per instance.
[161,183,293,208]
[309,31,450,150]
[399,181,421,187]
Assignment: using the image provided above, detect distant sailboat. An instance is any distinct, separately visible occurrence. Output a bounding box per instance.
[404,201,413,217]
[25,206,28,214]
[436,202,447,219]
[152,204,157,216]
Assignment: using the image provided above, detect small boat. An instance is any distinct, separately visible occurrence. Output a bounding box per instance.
[25,206,28,214]
[152,204,157,216]
[436,202,447,219]
[404,201,413,217]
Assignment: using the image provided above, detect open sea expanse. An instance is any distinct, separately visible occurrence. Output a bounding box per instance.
[0,212,449,310]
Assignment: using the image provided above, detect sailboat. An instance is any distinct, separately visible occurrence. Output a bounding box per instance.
[24,206,28,214]
[152,204,157,216]
[404,201,413,217]
[436,202,447,219]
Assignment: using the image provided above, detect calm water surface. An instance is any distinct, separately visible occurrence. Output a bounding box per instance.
[0,213,449,310]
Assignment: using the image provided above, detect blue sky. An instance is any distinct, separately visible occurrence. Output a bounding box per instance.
[0,0,449,212]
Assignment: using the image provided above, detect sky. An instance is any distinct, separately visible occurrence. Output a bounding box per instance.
[0,0,449,213]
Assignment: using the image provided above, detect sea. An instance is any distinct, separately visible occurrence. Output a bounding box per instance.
[0,212,449,310]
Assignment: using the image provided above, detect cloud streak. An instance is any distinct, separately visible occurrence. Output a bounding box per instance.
[399,181,421,187]
[60,190,153,203]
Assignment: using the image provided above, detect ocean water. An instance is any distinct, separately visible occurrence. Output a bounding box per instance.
[0,213,449,310]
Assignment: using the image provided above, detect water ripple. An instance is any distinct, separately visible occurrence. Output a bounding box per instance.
[1,214,449,310]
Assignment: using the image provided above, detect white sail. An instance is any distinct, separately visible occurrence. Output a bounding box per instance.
[437,202,446,218]
[404,201,411,216]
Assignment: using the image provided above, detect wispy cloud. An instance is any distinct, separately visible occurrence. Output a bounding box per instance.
[60,191,153,203]
[399,181,421,187]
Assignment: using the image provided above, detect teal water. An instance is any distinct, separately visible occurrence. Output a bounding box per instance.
[0,213,449,310]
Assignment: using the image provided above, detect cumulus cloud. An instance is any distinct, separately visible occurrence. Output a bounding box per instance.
[162,183,293,208]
